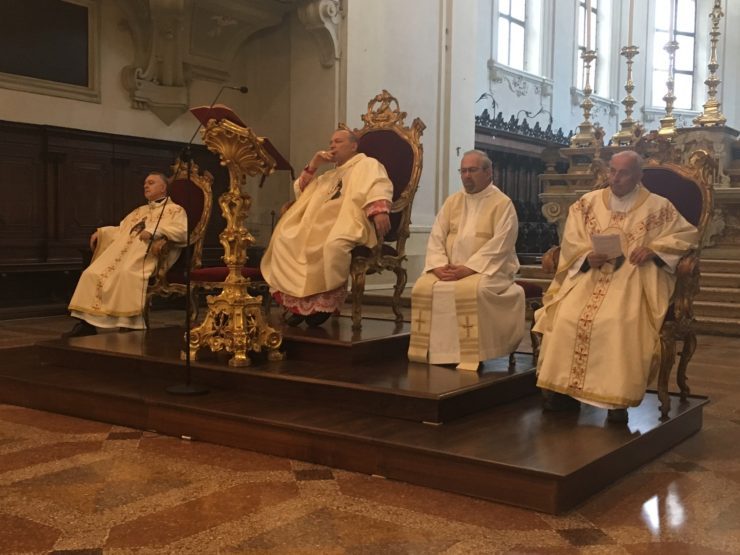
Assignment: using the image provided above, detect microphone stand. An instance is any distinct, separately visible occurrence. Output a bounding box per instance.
[167,85,246,396]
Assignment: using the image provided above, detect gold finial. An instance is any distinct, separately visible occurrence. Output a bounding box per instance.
[611,45,641,146]
[694,0,727,127]
[571,49,599,148]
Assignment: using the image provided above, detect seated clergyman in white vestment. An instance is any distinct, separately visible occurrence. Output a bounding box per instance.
[63,172,188,337]
[408,150,525,371]
[260,128,393,327]
[534,150,699,423]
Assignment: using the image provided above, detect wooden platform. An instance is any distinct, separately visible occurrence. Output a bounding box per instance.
[0,318,707,514]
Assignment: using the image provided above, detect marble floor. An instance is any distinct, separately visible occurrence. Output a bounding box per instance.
[0,310,738,554]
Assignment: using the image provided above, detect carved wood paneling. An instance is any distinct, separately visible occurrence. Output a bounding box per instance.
[0,123,44,262]
[0,119,229,313]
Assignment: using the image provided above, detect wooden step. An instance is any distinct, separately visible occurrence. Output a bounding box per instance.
[695,316,740,337]
[0,345,707,514]
[694,301,740,320]
[37,325,538,424]
[701,259,740,274]
[696,287,740,304]
[700,272,740,288]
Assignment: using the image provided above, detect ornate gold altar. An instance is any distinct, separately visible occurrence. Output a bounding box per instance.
[187,118,284,367]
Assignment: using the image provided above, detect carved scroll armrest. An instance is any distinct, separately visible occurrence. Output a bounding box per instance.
[672,250,700,324]
[542,246,561,274]
[150,239,172,285]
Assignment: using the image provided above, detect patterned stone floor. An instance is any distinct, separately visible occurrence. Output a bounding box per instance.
[0,311,738,553]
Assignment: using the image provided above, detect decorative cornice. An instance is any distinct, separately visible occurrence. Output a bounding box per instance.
[116,0,295,125]
[488,60,553,99]
[297,0,341,68]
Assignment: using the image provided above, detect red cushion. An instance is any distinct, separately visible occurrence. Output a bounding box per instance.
[358,130,414,242]
[642,168,703,226]
[168,178,205,232]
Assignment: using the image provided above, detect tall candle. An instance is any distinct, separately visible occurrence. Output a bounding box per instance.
[668,0,675,41]
[586,0,592,49]
[628,0,634,45]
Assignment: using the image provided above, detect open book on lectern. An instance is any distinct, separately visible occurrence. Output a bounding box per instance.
[190,104,246,128]
[189,104,294,185]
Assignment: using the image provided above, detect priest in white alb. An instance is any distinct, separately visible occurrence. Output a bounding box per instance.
[534,150,699,422]
[408,150,525,371]
[261,128,393,327]
[64,172,187,337]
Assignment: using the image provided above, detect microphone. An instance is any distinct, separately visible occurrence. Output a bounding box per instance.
[225,85,249,94]
[183,84,249,153]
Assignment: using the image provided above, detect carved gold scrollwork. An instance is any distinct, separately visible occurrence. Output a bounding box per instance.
[187,117,284,367]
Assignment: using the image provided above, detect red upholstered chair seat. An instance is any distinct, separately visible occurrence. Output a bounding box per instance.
[170,265,263,284]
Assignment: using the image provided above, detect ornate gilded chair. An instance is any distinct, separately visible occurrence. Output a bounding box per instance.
[348,90,426,330]
[641,150,714,418]
[146,160,213,322]
[539,149,714,418]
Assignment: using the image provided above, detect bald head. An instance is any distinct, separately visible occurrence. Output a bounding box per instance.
[608,150,643,197]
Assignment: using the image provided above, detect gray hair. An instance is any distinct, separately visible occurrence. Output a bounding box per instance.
[611,150,643,172]
[335,126,359,144]
[462,149,492,171]
[147,171,170,186]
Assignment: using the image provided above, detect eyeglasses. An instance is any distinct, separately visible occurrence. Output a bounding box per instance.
[458,167,481,175]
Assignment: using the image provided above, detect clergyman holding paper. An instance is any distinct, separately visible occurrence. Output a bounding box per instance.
[533,150,698,423]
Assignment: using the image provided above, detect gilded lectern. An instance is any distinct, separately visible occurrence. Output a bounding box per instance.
[186,109,284,367]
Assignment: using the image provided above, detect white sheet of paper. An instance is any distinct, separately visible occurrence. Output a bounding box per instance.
[591,234,622,258]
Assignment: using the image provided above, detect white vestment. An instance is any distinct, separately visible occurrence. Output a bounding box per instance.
[261,153,393,304]
[534,186,698,408]
[68,198,187,329]
[409,185,525,370]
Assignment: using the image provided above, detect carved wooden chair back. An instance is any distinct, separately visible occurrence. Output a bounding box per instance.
[347,90,426,330]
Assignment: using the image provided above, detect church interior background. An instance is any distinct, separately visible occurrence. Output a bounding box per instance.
[1,0,740,552]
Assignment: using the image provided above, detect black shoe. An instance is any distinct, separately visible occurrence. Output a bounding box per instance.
[542,390,581,412]
[62,320,97,339]
[607,408,629,423]
[305,311,332,327]
[284,313,305,327]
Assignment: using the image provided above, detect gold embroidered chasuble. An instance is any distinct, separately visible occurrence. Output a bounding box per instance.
[408,185,525,371]
[261,153,393,299]
[68,199,187,328]
[534,187,698,407]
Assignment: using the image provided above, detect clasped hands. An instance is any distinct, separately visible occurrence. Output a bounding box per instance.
[587,246,656,269]
[432,264,476,281]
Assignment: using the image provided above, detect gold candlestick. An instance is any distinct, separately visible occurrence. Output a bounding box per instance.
[611,45,641,146]
[694,0,727,126]
[658,38,679,140]
[571,49,599,148]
